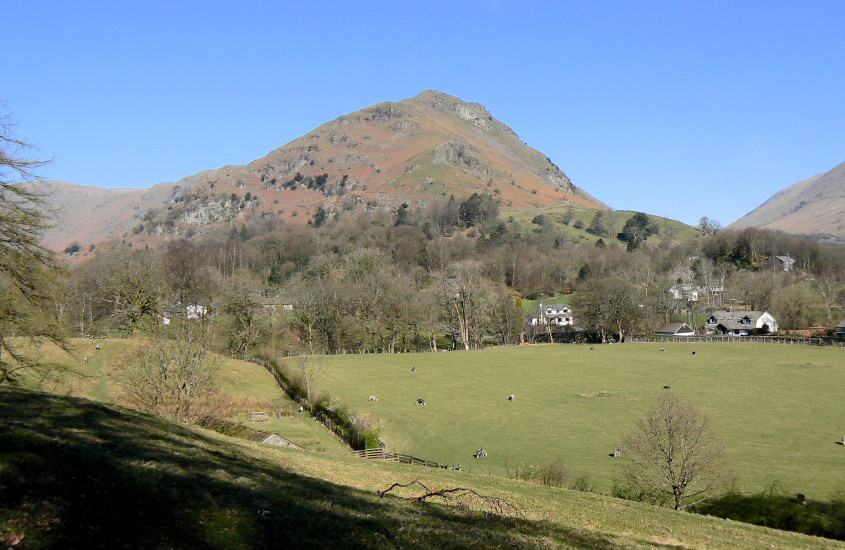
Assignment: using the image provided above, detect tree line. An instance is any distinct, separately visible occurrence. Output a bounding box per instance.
[42,198,843,355]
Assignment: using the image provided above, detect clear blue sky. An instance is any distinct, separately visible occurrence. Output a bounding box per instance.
[4,1,844,226]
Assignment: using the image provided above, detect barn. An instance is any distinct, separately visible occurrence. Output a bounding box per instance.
[655,322,695,337]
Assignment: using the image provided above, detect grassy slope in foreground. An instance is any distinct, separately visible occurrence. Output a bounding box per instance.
[15,337,348,453]
[305,342,845,497]
[2,388,840,549]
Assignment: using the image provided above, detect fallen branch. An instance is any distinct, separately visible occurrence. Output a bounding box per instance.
[377,478,524,520]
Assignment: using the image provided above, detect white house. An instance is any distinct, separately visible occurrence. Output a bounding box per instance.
[670,284,699,302]
[186,304,208,319]
[529,302,574,327]
[704,310,778,335]
[162,303,208,325]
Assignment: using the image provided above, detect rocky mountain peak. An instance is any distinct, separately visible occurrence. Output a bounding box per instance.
[40,90,608,250]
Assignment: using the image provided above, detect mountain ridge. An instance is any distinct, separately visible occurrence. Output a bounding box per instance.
[728,161,845,244]
[38,90,607,250]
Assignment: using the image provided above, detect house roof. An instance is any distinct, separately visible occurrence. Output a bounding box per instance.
[775,255,795,263]
[836,320,845,329]
[707,310,769,323]
[655,322,694,335]
[543,303,571,310]
[715,320,753,331]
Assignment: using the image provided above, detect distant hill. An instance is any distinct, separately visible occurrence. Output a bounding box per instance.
[729,161,845,244]
[37,90,608,250]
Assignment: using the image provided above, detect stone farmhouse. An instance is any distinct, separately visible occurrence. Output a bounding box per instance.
[529,302,574,327]
[775,254,796,272]
[704,310,778,335]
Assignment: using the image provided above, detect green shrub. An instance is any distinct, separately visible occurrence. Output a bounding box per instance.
[515,459,569,488]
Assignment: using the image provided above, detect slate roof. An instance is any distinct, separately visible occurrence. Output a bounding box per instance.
[655,322,695,335]
[707,310,764,322]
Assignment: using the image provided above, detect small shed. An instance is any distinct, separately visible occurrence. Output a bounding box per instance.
[250,431,304,449]
[655,322,695,337]
[835,320,845,338]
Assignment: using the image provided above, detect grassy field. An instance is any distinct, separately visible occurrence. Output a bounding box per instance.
[297,342,845,497]
[3,386,841,549]
[12,337,347,453]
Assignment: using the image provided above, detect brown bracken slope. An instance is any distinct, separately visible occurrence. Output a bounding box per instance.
[38,90,607,250]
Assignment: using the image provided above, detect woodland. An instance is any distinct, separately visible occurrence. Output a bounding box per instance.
[46,195,845,359]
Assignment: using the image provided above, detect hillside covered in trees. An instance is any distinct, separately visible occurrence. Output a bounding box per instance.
[46,197,845,357]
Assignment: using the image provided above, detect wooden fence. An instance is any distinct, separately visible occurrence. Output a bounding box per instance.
[245,356,459,469]
[245,356,378,451]
[626,334,837,346]
[348,448,457,470]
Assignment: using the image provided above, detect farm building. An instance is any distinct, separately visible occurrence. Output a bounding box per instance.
[775,254,796,272]
[529,302,574,327]
[655,322,695,337]
[836,320,845,338]
[704,310,778,335]
[249,431,303,449]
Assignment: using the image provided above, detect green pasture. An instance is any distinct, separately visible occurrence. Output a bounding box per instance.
[302,342,845,497]
[5,386,839,549]
[11,338,346,453]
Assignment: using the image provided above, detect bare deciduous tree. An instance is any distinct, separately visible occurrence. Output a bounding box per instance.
[1,109,66,384]
[294,347,326,401]
[813,272,840,325]
[622,393,725,510]
[118,336,220,423]
[435,261,493,350]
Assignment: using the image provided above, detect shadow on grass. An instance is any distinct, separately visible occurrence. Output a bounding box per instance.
[1,388,677,549]
[693,490,845,541]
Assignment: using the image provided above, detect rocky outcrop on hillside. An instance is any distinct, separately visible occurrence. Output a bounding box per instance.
[41,90,608,250]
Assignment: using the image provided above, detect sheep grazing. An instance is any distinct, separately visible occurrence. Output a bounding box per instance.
[411,366,416,372]
[660,347,665,352]
[474,448,488,458]
[416,398,426,406]
[663,385,671,389]
[95,343,100,351]
[589,347,595,351]
[508,394,515,401]
[612,448,621,458]
[368,395,378,402]
[83,357,89,363]
[692,351,696,355]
